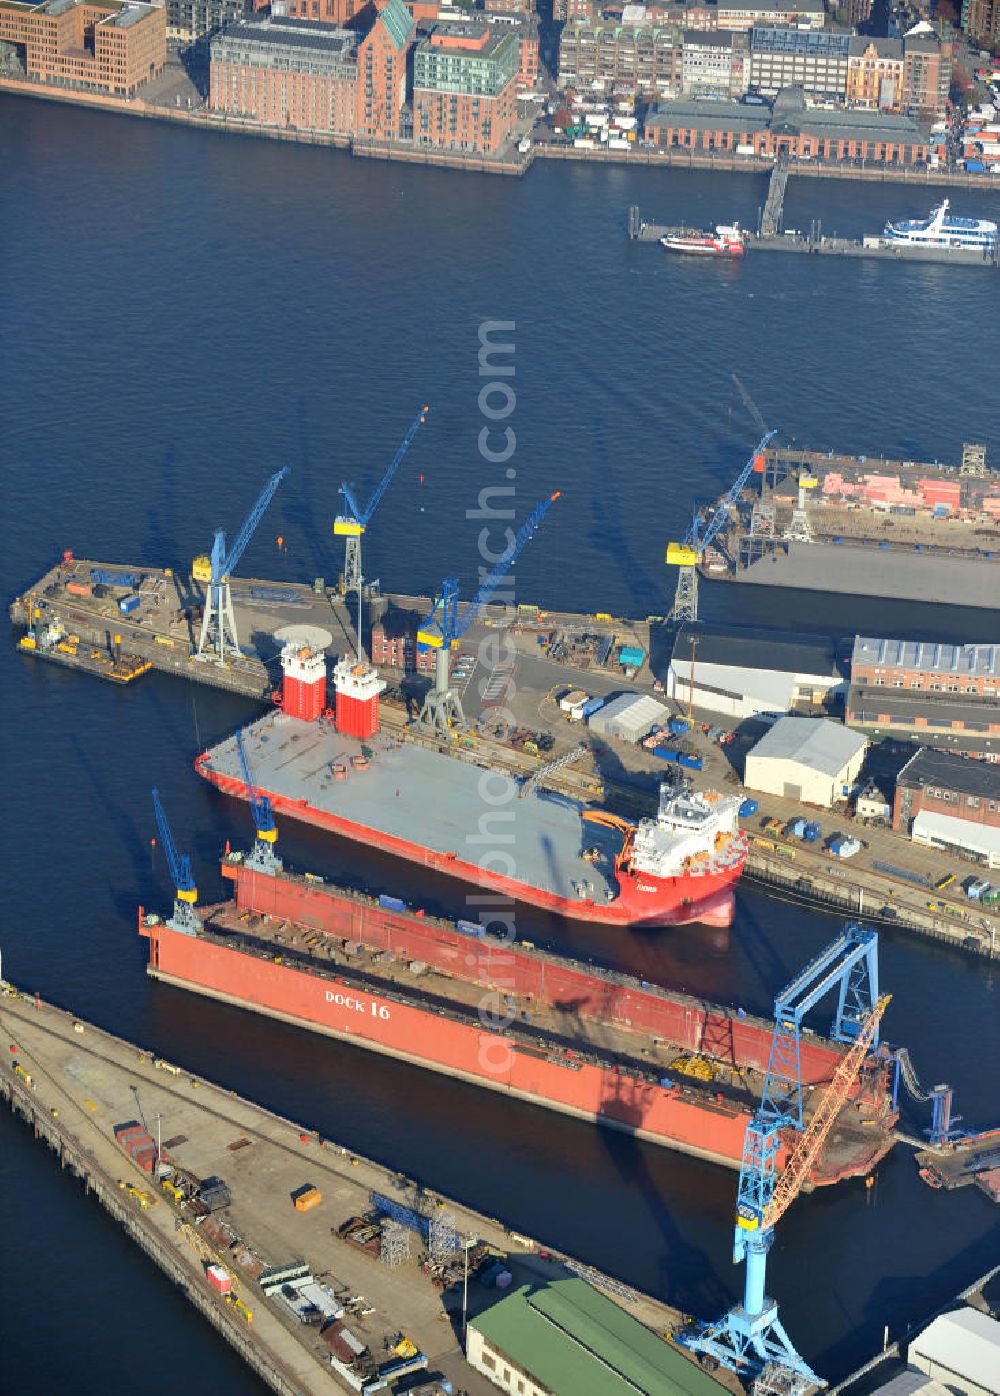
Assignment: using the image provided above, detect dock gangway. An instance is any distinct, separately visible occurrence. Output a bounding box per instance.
[759,156,790,239]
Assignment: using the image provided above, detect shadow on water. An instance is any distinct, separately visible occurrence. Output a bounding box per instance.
[143,444,180,564]
[595,1074,735,1317]
[586,414,667,618]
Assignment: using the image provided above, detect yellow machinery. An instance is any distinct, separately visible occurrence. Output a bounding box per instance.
[668,1055,716,1082]
[664,543,700,567]
[191,554,212,583]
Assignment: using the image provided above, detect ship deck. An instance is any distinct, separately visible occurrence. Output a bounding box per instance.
[200,903,895,1183]
[205,715,620,903]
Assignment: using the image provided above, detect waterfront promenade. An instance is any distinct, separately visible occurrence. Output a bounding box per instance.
[2,72,996,190]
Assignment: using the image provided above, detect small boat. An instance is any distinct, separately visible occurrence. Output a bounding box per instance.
[661,223,745,257]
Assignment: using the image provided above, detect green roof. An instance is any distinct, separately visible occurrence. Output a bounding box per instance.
[378,0,412,51]
[470,1277,727,1396]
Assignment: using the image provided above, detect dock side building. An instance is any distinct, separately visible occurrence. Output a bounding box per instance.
[893,748,1000,868]
[667,622,846,722]
[847,636,1000,757]
[0,0,166,95]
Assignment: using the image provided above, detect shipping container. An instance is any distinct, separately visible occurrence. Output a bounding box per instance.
[378,895,406,913]
[803,823,822,842]
[668,717,690,736]
[739,798,759,818]
[455,919,486,939]
[119,594,141,614]
[293,1185,322,1212]
[206,1264,233,1295]
[65,580,92,596]
[652,746,682,763]
[608,139,630,150]
[91,569,137,587]
[678,754,704,771]
[580,696,605,719]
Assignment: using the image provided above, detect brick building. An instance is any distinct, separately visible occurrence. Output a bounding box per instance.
[413,18,519,153]
[369,618,435,673]
[552,0,596,19]
[557,20,682,98]
[210,16,358,130]
[893,748,1000,867]
[354,0,413,139]
[902,34,952,117]
[841,0,874,25]
[281,0,367,26]
[847,636,1000,756]
[962,0,999,51]
[0,0,165,95]
[749,26,851,102]
[644,90,929,163]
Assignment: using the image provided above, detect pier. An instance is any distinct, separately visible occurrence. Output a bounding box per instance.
[0,989,724,1396]
[627,202,1000,267]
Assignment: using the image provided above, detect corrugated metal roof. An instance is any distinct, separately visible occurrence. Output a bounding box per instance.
[748,717,866,776]
[471,1275,727,1396]
[588,693,669,737]
[910,1308,1000,1393]
[853,636,1000,679]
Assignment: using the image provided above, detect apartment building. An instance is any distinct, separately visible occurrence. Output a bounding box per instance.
[413,18,520,152]
[749,25,850,102]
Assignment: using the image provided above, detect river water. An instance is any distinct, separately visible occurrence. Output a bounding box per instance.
[1,95,998,1394]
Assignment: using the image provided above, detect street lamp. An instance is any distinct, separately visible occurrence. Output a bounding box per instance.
[461,1236,476,1346]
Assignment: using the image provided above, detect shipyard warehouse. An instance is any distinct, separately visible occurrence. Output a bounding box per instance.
[744,717,868,807]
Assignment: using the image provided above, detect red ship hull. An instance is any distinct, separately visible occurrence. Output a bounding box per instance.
[195,754,746,930]
[138,861,895,1182]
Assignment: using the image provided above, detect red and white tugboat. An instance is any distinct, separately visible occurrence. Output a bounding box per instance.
[661,223,745,257]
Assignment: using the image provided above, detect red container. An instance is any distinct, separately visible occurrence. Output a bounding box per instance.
[126,1133,155,1158]
[65,581,92,597]
[206,1265,232,1295]
[116,1125,146,1148]
[132,1148,157,1173]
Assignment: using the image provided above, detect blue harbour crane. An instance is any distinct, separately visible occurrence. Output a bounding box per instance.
[334,405,430,599]
[236,729,282,875]
[151,788,201,937]
[665,430,776,624]
[195,467,290,663]
[681,925,889,1394]
[417,492,560,734]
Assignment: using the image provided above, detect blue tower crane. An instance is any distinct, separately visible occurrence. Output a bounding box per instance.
[681,924,888,1393]
[196,467,290,663]
[665,430,776,624]
[334,405,429,599]
[236,729,282,875]
[151,788,201,936]
[417,492,560,733]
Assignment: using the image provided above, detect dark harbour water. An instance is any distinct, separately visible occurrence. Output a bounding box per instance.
[1,95,998,1395]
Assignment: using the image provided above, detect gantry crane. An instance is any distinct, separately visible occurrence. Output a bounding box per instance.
[151,788,201,936]
[681,925,889,1391]
[334,405,429,598]
[194,467,290,663]
[665,430,776,624]
[235,730,282,876]
[417,492,560,734]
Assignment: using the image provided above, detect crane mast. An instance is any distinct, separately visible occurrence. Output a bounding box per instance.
[151,788,201,937]
[196,467,290,664]
[681,924,888,1393]
[416,493,559,734]
[334,405,429,599]
[235,730,282,875]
